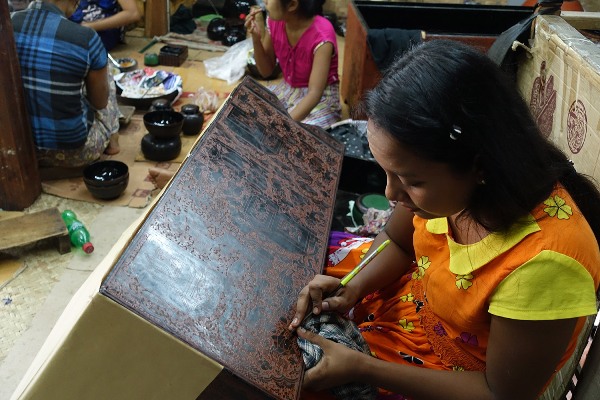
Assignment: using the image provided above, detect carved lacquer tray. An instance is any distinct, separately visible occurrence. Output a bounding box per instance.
[100,77,344,400]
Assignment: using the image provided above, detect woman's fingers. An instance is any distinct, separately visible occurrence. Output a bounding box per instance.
[289,275,342,331]
[288,284,318,330]
[297,327,326,390]
[297,327,359,391]
[297,326,324,344]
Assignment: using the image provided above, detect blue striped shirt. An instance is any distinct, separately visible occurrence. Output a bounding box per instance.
[11,0,107,149]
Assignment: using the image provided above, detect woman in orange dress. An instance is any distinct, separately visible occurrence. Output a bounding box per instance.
[291,40,600,400]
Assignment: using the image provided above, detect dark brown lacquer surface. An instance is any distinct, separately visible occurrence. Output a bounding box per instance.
[100,77,345,400]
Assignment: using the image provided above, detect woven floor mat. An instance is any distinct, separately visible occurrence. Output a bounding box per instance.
[0,194,102,363]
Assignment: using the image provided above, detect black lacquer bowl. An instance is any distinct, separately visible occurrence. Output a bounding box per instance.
[83,160,129,200]
[141,134,182,161]
[143,110,184,139]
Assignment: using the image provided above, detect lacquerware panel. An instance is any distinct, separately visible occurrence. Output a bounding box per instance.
[101,77,344,400]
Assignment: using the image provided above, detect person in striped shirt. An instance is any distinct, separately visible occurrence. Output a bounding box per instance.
[12,0,120,167]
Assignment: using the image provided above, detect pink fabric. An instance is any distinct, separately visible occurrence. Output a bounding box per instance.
[268,15,339,88]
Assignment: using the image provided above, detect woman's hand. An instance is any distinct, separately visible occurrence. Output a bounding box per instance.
[288,274,360,331]
[297,327,364,391]
[244,8,263,40]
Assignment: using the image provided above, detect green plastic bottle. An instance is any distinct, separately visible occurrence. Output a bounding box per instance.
[61,210,94,254]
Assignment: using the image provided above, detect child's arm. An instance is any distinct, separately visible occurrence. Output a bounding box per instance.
[288,42,334,122]
[245,11,276,78]
[81,0,141,32]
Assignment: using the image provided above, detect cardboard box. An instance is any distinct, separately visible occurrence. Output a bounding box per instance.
[516,14,600,182]
[10,77,345,400]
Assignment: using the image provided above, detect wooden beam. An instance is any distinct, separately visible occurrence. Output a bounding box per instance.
[145,0,169,37]
[0,0,41,210]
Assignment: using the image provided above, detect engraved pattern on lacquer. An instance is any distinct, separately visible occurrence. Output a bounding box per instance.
[100,77,344,400]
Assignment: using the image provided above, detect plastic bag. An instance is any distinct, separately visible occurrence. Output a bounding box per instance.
[194,87,219,113]
[203,38,253,85]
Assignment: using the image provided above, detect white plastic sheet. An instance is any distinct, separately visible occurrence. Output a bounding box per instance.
[203,39,253,85]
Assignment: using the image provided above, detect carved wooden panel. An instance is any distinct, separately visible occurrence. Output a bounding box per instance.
[100,77,344,400]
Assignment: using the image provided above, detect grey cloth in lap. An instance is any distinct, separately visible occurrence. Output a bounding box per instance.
[298,312,378,400]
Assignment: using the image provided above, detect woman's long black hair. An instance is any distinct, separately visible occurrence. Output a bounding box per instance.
[364,40,600,242]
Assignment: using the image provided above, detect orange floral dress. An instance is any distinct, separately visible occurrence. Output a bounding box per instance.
[321,185,600,399]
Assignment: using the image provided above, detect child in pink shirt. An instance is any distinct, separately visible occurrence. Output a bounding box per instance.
[245,0,341,128]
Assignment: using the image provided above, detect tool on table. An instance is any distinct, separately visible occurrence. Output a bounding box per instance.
[300,239,391,326]
[139,38,159,54]
[107,53,120,68]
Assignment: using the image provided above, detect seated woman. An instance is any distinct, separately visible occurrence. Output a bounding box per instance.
[12,0,120,168]
[290,40,600,400]
[245,0,341,129]
[69,0,141,51]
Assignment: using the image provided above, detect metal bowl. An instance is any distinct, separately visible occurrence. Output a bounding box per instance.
[116,57,138,73]
[115,70,182,110]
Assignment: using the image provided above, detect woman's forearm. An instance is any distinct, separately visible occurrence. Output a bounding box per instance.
[345,230,414,300]
[288,88,321,121]
[83,9,140,32]
[346,207,415,299]
[252,36,276,78]
[358,354,495,400]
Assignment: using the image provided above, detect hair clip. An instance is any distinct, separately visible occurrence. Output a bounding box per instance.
[449,125,462,141]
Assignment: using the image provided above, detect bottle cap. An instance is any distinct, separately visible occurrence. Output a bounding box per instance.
[82,242,94,254]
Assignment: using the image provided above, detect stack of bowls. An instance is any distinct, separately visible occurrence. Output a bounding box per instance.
[141,110,184,161]
[83,160,129,200]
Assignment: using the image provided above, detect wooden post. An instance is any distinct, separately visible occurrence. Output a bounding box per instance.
[0,0,41,210]
[145,0,169,37]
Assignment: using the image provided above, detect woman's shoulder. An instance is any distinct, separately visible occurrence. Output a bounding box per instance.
[311,15,337,37]
[532,184,594,232]
[525,184,599,268]
[296,15,337,50]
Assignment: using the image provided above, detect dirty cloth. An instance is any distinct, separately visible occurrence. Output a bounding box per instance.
[299,312,378,400]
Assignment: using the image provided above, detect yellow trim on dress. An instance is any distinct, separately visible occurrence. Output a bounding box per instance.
[425,215,541,275]
[489,250,598,319]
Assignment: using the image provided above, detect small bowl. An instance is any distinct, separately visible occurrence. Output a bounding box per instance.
[143,110,184,139]
[117,57,138,72]
[83,160,129,200]
[141,134,182,161]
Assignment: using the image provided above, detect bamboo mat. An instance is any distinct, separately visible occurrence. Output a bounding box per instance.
[0,195,103,363]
